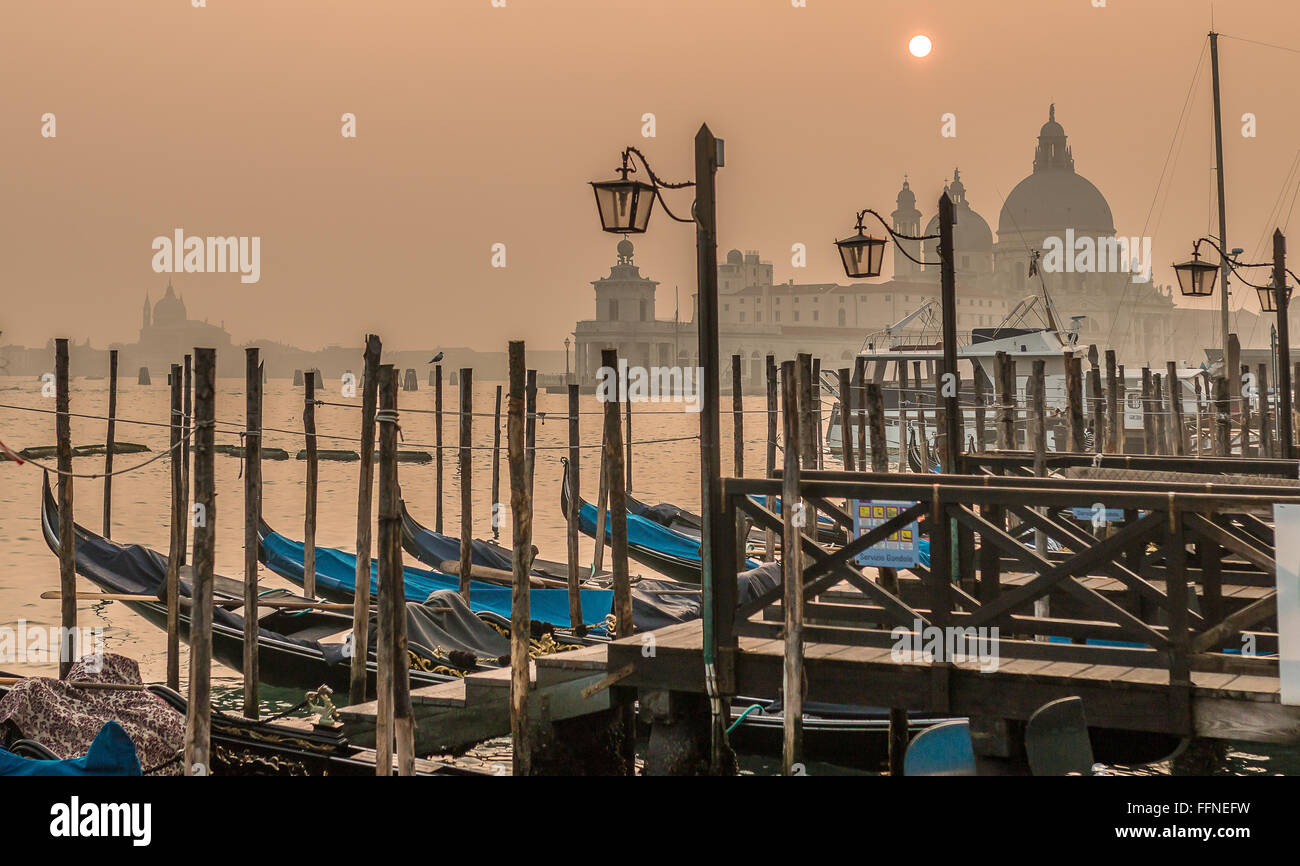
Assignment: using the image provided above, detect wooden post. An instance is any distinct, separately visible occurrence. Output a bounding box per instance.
[1214,375,1230,456]
[1105,350,1120,453]
[838,367,855,470]
[1065,355,1085,452]
[375,365,396,775]
[181,354,192,565]
[1030,360,1048,627]
[1166,361,1186,456]
[185,347,216,776]
[601,349,633,637]
[526,369,538,497]
[1227,332,1241,418]
[866,382,908,775]
[897,359,910,470]
[1088,365,1104,454]
[765,355,778,562]
[380,367,414,774]
[303,373,318,599]
[491,384,503,540]
[913,361,930,469]
[243,348,262,719]
[1259,363,1273,458]
[1159,371,1170,455]
[166,364,183,691]
[732,354,744,476]
[54,339,76,679]
[435,364,444,534]
[602,347,635,773]
[812,358,823,469]
[458,368,473,600]
[973,365,987,453]
[1140,368,1155,455]
[591,420,609,579]
[566,384,583,629]
[1239,365,1253,457]
[797,354,817,531]
[102,349,118,537]
[854,355,868,469]
[780,360,803,775]
[995,351,1015,450]
[1193,374,1205,457]
[508,342,533,776]
[625,393,633,495]
[351,335,381,706]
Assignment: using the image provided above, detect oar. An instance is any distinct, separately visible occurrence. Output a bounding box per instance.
[438,560,569,589]
[40,590,358,612]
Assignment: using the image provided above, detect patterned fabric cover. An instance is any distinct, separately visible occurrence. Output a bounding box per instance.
[0,654,184,775]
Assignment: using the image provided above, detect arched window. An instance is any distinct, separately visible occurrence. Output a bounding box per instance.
[837,308,847,327]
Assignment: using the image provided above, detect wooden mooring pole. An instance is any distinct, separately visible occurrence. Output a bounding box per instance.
[184,347,216,775]
[601,347,635,772]
[733,354,744,476]
[243,348,262,719]
[526,369,538,497]
[1105,350,1120,453]
[375,365,395,775]
[838,367,854,470]
[508,342,534,776]
[780,360,803,775]
[492,384,503,540]
[458,367,474,600]
[1167,361,1187,456]
[765,355,778,562]
[854,356,868,469]
[995,351,1015,451]
[351,335,381,705]
[303,371,318,599]
[55,339,76,679]
[379,366,414,775]
[103,349,117,537]
[166,364,183,691]
[435,364,444,534]
[566,384,583,629]
[181,354,192,566]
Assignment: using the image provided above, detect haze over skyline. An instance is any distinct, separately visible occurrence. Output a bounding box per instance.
[5,0,1300,352]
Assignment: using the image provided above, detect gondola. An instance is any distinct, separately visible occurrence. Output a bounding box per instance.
[39,474,503,692]
[258,518,615,631]
[399,501,602,582]
[631,491,846,546]
[560,458,759,583]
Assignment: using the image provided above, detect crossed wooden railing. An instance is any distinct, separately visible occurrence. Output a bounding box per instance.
[720,468,1300,734]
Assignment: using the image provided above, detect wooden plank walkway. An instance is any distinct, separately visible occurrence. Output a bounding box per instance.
[608,620,1300,743]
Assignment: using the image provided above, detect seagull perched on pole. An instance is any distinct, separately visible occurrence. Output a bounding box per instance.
[428,351,444,363]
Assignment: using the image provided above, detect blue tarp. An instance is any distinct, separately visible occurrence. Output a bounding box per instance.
[578,501,760,570]
[260,530,614,627]
[0,721,141,777]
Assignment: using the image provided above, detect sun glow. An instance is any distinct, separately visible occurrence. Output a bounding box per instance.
[909,34,932,58]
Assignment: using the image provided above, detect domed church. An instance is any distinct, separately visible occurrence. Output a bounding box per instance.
[889,105,1179,362]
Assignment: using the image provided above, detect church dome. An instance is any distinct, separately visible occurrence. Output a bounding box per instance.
[997,105,1115,239]
[923,169,993,261]
[726,249,744,265]
[152,281,187,327]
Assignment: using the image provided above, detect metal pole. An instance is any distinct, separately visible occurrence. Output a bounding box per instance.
[938,193,960,473]
[695,123,735,774]
[1211,31,1232,360]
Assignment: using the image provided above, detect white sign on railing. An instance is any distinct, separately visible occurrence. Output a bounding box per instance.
[851,499,920,569]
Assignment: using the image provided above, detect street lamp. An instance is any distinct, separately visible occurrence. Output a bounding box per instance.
[833,200,958,473]
[1172,249,1219,297]
[1175,233,1300,459]
[590,147,697,234]
[590,128,733,774]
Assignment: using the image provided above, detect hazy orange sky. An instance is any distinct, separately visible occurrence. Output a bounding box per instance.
[4,0,1300,353]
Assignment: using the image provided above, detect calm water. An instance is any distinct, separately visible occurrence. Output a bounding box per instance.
[1,374,1293,774]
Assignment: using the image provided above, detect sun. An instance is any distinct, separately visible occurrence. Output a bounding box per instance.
[908,34,932,59]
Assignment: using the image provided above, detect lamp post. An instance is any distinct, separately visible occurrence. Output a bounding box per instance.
[563,336,571,383]
[590,127,735,774]
[1173,233,1296,459]
[836,193,960,471]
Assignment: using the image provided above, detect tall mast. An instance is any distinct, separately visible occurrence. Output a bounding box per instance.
[1210,30,1231,360]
